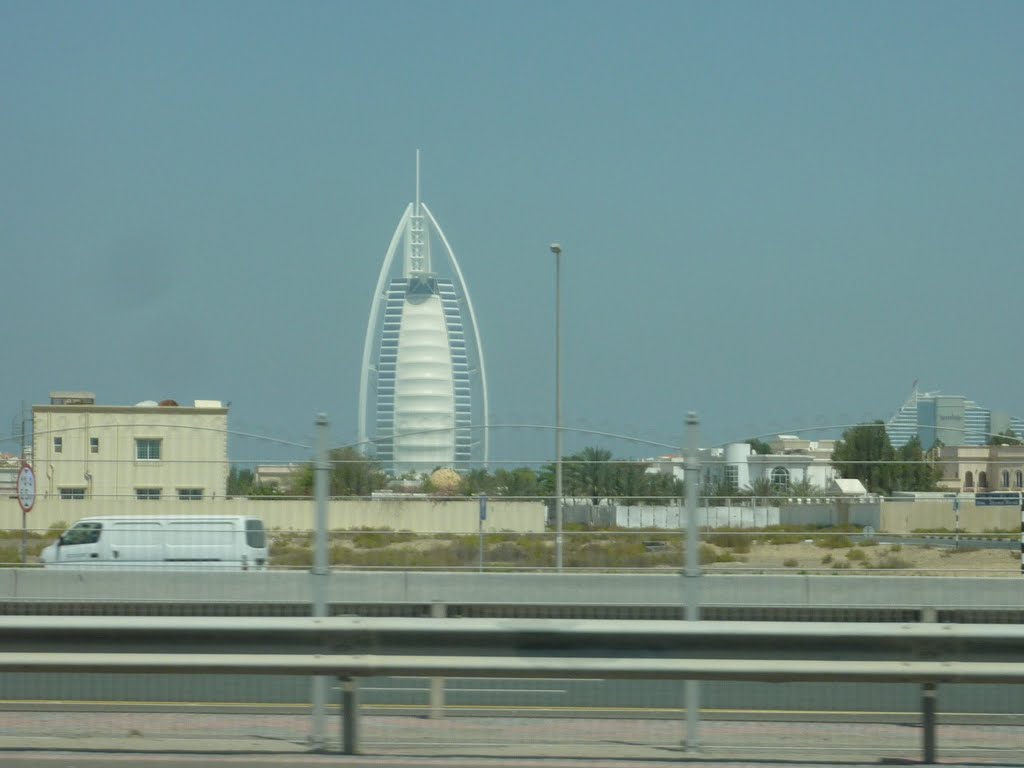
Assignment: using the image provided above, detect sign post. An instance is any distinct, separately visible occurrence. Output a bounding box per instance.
[478,494,487,572]
[952,495,960,550]
[16,462,36,566]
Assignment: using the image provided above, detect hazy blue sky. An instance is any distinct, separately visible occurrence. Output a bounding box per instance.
[3,1,1022,464]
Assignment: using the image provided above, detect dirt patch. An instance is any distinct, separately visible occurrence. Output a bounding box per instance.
[705,540,1020,576]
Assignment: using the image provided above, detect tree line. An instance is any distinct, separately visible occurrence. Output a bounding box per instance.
[228,446,681,503]
[229,421,994,502]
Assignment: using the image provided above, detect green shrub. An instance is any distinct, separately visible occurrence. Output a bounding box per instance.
[272,546,314,568]
[821,553,833,564]
[944,546,979,555]
[271,530,312,549]
[487,541,535,564]
[484,533,519,545]
[761,526,808,545]
[707,532,753,552]
[351,531,390,549]
[847,548,868,562]
[568,539,649,569]
[832,559,851,569]
[783,558,799,568]
[815,535,853,549]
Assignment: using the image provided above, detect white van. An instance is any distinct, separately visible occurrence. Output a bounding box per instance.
[41,515,268,570]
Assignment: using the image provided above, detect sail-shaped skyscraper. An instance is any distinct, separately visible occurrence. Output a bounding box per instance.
[358,154,489,475]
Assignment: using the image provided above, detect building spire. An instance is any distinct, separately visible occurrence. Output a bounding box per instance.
[415,148,421,217]
[405,149,430,277]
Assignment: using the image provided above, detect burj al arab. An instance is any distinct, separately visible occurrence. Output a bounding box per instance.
[357,153,489,475]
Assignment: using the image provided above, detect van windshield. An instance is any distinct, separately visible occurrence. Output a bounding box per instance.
[245,519,266,549]
[62,522,102,546]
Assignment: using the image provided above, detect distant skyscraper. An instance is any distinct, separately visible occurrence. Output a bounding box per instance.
[885,385,1024,449]
[357,153,489,474]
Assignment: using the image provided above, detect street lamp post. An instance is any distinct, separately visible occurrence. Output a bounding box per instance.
[550,243,564,571]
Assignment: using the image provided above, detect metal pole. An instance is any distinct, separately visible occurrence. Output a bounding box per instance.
[550,243,564,571]
[429,601,446,719]
[340,677,360,754]
[684,411,701,753]
[311,413,329,749]
[478,494,487,572]
[920,605,938,763]
[953,495,960,551]
[922,683,937,762]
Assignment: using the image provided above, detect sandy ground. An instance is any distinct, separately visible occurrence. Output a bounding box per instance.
[704,540,1020,576]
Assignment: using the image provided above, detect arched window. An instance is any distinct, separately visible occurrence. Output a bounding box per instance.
[1016,470,1023,489]
[1001,470,1010,488]
[964,471,974,489]
[770,466,790,491]
[978,471,989,489]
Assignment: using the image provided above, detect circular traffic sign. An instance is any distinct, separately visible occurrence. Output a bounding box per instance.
[17,463,35,513]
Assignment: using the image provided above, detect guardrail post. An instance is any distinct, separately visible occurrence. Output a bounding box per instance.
[920,606,938,764]
[340,676,360,754]
[922,682,937,764]
[310,413,330,749]
[430,601,447,719]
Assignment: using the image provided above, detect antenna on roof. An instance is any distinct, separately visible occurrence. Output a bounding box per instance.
[415,148,421,217]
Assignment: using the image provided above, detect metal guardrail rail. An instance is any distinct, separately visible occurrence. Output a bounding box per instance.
[3,598,1024,624]
[0,615,1022,761]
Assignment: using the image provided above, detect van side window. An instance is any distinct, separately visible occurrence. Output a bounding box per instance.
[63,522,102,545]
[245,519,266,549]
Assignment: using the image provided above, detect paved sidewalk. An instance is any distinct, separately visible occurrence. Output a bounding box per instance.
[0,712,1022,765]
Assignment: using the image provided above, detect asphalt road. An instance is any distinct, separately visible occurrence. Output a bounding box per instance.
[2,711,1023,766]
[0,758,957,768]
[4,673,1022,720]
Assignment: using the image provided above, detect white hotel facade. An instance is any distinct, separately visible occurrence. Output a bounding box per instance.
[358,156,488,475]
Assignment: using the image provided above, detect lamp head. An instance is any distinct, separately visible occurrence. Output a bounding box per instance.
[549,243,562,256]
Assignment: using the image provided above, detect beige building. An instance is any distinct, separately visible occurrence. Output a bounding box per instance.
[32,392,229,503]
[935,444,1024,493]
[0,453,19,497]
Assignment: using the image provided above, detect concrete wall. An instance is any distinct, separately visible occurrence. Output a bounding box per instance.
[880,500,1019,534]
[566,502,875,529]
[2,569,1022,608]
[615,505,780,528]
[779,501,881,529]
[0,497,545,534]
[5,495,1016,536]
[571,499,1016,533]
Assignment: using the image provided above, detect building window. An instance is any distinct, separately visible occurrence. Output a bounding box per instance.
[1001,470,1010,488]
[1016,470,1023,489]
[90,437,99,454]
[770,467,790,491]
[136,488,161,501]
[53,437,62,453]
[724,465,739,491]
[964,471,974,489]
[978,471,988,489]
[59,487,85,500]
[178,488,203,501]
[136,439,161,461]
